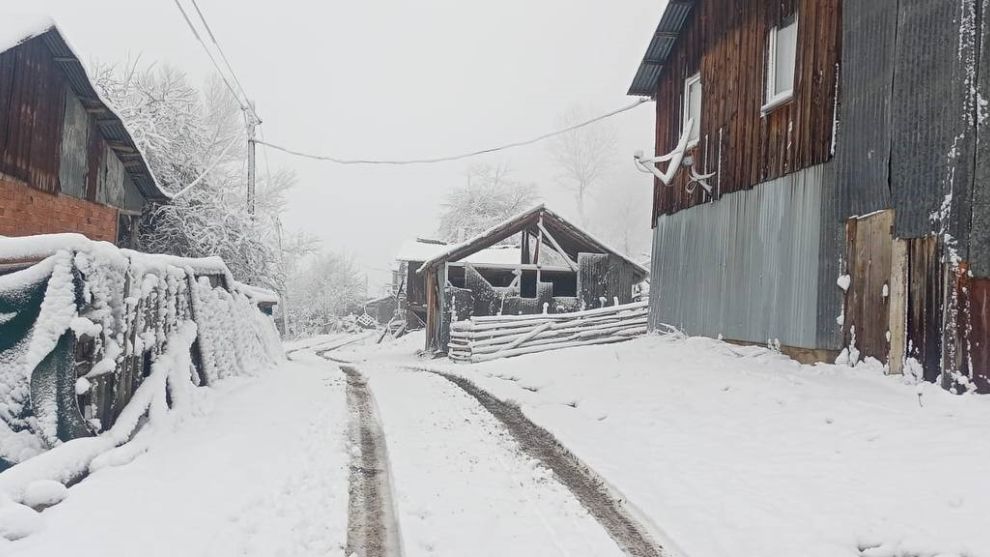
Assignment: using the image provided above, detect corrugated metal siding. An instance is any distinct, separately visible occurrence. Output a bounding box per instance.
[890,0,977,248]
[832,0,896,216]
[59,89,89,199]
[98,145,126,207]
[973,0,990,278]
[649,164,826,348]
[0,39,66,192]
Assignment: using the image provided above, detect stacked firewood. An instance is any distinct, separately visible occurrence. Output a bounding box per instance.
[448,301,648,363]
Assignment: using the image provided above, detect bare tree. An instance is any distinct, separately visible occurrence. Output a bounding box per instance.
[93,60,302,291]
[437,162,539,243]
[548,106,618,225]
[289,251,367,335]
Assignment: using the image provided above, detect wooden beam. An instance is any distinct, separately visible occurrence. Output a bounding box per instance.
[444,261,572,273]
[537,221,578,272]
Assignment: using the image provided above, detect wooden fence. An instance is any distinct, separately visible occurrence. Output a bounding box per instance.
[449,301,648,363]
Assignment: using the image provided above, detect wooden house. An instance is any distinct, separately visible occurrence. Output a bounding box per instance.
[416,205,648,353]
[0,16,168,248]
[630,0,990,391]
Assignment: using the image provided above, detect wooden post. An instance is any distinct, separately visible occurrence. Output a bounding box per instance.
[888,239,908,375]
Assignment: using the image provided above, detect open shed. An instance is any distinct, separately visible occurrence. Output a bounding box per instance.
[417,205,649,353]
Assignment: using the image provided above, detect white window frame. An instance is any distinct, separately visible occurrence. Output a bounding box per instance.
[682,73,702,148]
[763,14,798,114]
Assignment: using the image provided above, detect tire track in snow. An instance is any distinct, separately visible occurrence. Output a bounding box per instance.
[413,368,667,557]
[337,362,403,557]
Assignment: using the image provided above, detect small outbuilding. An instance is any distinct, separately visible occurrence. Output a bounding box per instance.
[416,205,648,353]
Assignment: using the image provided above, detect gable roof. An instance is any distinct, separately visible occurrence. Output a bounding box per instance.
[417,204,649,278]
[2,16,169,201]
[627,1,697,97]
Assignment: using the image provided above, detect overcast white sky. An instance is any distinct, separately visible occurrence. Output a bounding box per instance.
[29,0,664,292]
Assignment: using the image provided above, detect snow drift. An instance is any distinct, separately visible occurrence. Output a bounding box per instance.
[0,234,283,481]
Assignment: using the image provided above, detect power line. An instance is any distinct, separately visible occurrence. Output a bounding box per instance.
[170,0,250,114]
[256,97,651,166]
[171,135,242,198]
[188,0,260,122]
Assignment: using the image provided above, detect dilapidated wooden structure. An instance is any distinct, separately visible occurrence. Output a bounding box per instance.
[416,205,649,353]
[630,0,990,392]
[0,17,167,247]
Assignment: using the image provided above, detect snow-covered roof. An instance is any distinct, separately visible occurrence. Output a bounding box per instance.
[396,239,521,266]
[0,15,168,202]
[416,204,649,278]
[0,14,55,53]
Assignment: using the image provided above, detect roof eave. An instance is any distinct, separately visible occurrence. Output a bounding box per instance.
[626,0,698,97]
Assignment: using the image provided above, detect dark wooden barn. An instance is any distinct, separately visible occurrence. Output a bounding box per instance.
[416,205,649,353]
[630,0,990,392]
[0,16,167,247]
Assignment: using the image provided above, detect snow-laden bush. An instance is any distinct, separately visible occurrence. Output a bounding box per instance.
[0,235,283,475]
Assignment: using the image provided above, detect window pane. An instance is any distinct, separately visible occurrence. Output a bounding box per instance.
[775,20,798,94]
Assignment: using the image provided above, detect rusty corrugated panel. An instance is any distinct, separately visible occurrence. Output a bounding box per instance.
[648,164,826,349]
[0,39,65,193]
[890,0,977,248]
[967,278,990,392]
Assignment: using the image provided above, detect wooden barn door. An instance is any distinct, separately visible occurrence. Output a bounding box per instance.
[842,211,894,363]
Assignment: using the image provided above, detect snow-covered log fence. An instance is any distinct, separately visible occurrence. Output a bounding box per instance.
[0,234,283,479]
[448,301,648,363]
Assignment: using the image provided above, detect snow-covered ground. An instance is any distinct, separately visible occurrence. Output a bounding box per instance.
[362,365,624,556]
[427,334,990,557]
[6,330,989,557]
[3,352,350,557]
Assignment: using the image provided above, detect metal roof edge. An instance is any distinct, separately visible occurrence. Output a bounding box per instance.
[627,1,697,97]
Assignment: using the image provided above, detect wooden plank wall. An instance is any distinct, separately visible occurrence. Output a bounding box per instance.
[0,39,66,193]
[652,0,841,221]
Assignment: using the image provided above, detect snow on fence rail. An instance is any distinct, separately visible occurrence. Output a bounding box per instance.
[448,301,648,363]
[0,234,282,482]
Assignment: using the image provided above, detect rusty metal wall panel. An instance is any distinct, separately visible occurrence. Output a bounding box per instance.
[58,89,89,199]
[0,39,66,193]
[649,164,826,348]
[890,0,977,248]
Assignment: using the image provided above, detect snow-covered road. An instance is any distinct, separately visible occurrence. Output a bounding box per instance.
[5,339,647,557]
[360,363,629,557]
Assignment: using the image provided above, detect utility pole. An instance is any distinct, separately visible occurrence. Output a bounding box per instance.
[246,118,257,215]
[245,103,261,215]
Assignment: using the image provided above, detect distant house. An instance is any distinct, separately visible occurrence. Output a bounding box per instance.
[630,0,989,391]
[413,205,648,353]
[0,16,168,248]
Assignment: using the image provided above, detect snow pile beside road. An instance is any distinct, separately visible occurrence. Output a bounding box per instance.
[438,334,990,557]
[0,234,284,537]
